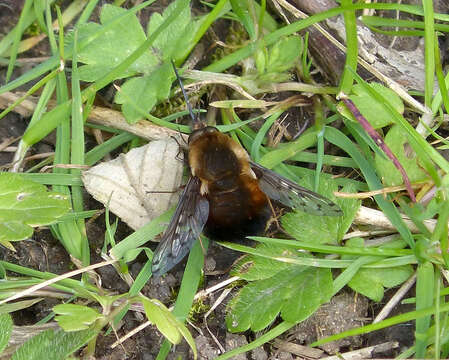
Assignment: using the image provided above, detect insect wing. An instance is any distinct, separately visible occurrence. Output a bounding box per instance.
[151,176,209,277]
[250,161,343,216]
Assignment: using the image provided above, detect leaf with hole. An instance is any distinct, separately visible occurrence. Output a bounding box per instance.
[0,173,71,245]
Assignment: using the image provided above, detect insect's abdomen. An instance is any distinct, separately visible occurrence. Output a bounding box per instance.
[205,175,270,241]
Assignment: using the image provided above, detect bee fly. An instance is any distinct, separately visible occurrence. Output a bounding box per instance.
[151,62,343,277]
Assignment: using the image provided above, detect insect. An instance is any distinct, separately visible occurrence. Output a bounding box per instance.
[151,63,343,277]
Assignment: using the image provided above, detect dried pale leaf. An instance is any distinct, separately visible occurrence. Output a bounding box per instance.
[82,139,183,230]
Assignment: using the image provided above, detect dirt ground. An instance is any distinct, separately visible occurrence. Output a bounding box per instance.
[0,1,421,359]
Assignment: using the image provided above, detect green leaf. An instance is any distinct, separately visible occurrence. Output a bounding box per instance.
[230,0,255,40]
[344,238,414,302]
[227,261,333,332]
[374,124,428,186]
[53,304,104,332]
[75,5,158,81]
[141,297,181,344]
[231,243,299,281]
[336,182,361,240]
[348,265,414,302]
[146,0,196,62]
[109,0,197,123]
[114,62,175,123]
[0,298,44,315]
[0,173,71,244]
[415,261,434,358]
[123,247,146,263]
[11,328,97,360]
[339,83,404,129]
[0,313,13,353]
[257,35,303,82]
[281,175,360,244]
[141,297,196,358]
[266,36,303,74]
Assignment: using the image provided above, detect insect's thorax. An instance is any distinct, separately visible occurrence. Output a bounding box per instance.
[188,127,251,188]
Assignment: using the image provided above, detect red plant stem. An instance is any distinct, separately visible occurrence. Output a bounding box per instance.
[342,98,416,202]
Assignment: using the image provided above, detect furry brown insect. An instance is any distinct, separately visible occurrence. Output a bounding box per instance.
[151,64,343,277]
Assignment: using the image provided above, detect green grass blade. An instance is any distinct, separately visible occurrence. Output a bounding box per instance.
[21,173,83,186]
[85,132,137,166]
[0,261,98,296]
[156,238,208,359]
[350,68,449,174]
[259,128,318,168]
[82,0,189,101]
[184,0,228,62]
[415,262,434,358]
[70,26,90,267]
[290,151,357,168]
[56,210,99,222]
[109,210,170,260]
[338,0,358,94]
[204,7,344,73]
[22,101,71,147]
[249,237,413,257]
[332,256,379,294]
[216,321,295,360]
[361,16,449,33]
[422,0,435,108]
[324,126,415,248]
[250,111,281,162]
[0,1,155,95]
[77,0,100,25]
[312,301,449,347]
[434,34,449,115]
[5,0,33,83]
[314,99,325,192]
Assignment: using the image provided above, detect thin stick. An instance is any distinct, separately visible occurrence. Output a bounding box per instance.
[0,259,116,305]
[335,183,425,199]
[373,273,417,323]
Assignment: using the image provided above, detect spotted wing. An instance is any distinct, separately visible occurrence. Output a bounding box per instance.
[250,161,343,216]
[151,176,209,277]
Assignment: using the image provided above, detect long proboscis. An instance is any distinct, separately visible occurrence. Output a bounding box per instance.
[171,60,203,129]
